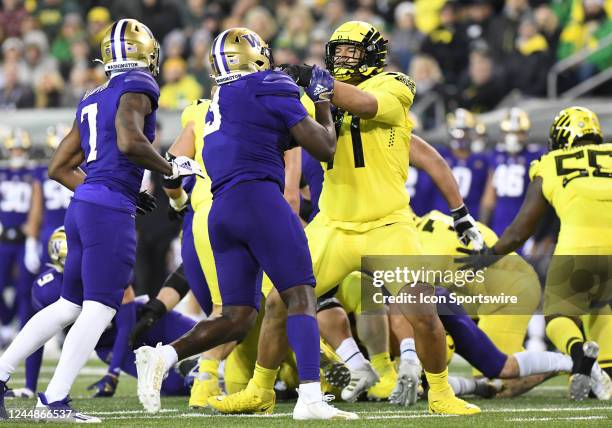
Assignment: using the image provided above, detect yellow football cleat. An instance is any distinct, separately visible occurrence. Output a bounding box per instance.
[207,379,275,414]
[428,390,481,415]
[189,375,222,408]
[367,369,398,401]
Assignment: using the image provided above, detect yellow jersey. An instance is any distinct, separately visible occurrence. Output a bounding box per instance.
[303,71,416,232]
[180,99,212,210]
[529,143,612,252]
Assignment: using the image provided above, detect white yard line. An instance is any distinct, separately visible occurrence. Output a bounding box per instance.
[505,416,608,422]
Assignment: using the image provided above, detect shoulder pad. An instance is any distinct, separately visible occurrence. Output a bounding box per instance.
[254,71,300,97]
[119,69,160,108]
[376,72,416,97]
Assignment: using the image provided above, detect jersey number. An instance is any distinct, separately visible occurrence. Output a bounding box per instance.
[493,164,525,197]
[555,149,612,187]
[81,103,98,163]
[203,89,221,138]
[327,115,365,170]
[452,166,472,198]
[0,181,31,213]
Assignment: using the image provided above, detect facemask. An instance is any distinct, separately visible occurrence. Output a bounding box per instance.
[9,154,27,169]
[504,133,522,154]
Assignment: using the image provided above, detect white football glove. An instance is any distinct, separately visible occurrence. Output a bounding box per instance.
[450,205,484,250]
[165,156,205,181]
[24,237,41,274]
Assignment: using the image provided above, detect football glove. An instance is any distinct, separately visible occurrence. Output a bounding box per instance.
[165,155,205,183]
[136,191,158,215]
[454,245,500,272]
[128,298,167,348]
[279,64,313,87]
[450,205,484,249]
[305,65,335,102]
[87,374,118,398]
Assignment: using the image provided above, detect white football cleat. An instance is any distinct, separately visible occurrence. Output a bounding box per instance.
[35,393,101,423]
[591,362,612,400]
[341,362,379,402]
[389,360,421,406]
[135,345,166,413]
[293,392,358,420]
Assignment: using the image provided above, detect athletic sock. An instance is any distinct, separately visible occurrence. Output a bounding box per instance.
[546,316,584,356]
[298,381,322,403]
[252,362,279,390]
[160,345,179,370]
[286,314,320,382]
[513,351,573,377]
[425,368,453,396]
[371,352,393,376]
[45,300,116,402]
[198,358,219,377]
[0,298,81,382]
[336,337,368,371]
[448,376,476,396]
[400,338,420,364]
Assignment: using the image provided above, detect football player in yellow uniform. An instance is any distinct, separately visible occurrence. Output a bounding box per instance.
[209,21,483,416]
[458,106,612,401]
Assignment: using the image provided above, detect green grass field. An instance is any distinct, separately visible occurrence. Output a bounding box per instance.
[3,359,611,427]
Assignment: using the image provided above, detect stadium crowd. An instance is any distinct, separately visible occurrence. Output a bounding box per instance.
[1,0,612,120]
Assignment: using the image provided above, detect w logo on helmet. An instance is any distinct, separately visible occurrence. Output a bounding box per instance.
[241,34,261,48]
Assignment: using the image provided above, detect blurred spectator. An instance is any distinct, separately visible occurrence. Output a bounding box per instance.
[274,6,314,59]
[352,0,385,31]
[457,47,507,112]
[508,14,552,96]
[34,71,64,107]
[534,4,561,53]
[113,0,183,43]
[86,7,111,57]
[0,0,29,39]
[409,54,447,130]
[421,1,470,85]
[558,0,612,80]
[187,29,213,96]
[51,13,85,75]
[464,0,495,43]
[487,0,531,58]
[22,30,59,87]
[163,30,187,60]
[61,64,89,107]
[159,57,202,110]
[1,37,28,78]
[389,2,424,72]
[0,61,34,109]
[314,0,347,40]
[33,0,81,42]
[244,6,278,44]
[180,0,207,37]
[414,0,447,35]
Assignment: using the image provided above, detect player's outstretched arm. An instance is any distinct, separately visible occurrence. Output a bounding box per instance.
[410,134,463,209]
[48,119,86,191]
[331,81,378,119]
[492,178,549,255]
[115,92,173,176]
[290,100,336,162]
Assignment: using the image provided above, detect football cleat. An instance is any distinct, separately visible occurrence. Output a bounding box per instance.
[590,362,612,400]
[0,380,8,420]
[341,361,379,402]
[189,372,222,408]
[4,387,34,399]
[570,341,599,401]
[135,345,167,413]
[474,378,503,399]
[323,362,351,389]
[35,393,101,423]
[428,389,481,415]
[367,367,398,401]
[389,360,421,406]
[293,392,358,420]
[207,379,275,414]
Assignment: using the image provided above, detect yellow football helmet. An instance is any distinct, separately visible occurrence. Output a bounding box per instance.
[46,123,70,150]
[325,21,387,82]
[3,128,31,151]
[500,108,531,133]
[100,19,160,76]
[209,27,272,85]
[48,226,68,271]
[549,106,603,150]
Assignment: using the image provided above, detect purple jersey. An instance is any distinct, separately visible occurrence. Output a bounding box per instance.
[203,70,308,197]
[0,165,35,230]
[74,69,159,212]
[433,147,489,217]
[489,144,545,235]
[301,149,324,221]
[406,166,439,216]
[34,165,72,232]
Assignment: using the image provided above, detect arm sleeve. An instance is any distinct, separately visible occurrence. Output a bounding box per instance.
[367,73,416,126]
[119,70,160,110]
[108,301,136,376]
